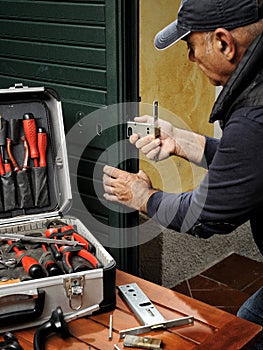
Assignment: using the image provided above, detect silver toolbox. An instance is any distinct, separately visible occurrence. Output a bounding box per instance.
[0,84,116,333]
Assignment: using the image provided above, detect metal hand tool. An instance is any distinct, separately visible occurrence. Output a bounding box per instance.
[46,219,96,253]
[60,225,96,254]
[37,127,47,167]
[6,138,20,172]
[0,233,86,247]
[40,244,63,276]
[23,113,39,167]
[0,255,16,268]
[7,241,45,279]
[59,245,100,274]
[0,152,5,175]
[21,136,29,170]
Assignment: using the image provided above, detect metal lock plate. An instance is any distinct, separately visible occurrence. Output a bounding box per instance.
[64,276,85,310]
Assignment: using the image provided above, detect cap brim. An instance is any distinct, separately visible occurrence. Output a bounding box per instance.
[154,20,190,50]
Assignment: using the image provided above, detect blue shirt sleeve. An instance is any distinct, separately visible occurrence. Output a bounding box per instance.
[147,107,263,238]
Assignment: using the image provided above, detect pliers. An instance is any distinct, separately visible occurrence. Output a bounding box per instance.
[45,220,96,255]
[6,136,29,172]
[59,245,101,274]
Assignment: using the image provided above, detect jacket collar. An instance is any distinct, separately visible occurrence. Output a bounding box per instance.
[209,33,263,123]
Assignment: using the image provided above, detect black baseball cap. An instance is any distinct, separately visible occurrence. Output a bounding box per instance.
[154,0,261,50]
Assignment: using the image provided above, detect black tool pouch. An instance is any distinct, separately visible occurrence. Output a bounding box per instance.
[31,166,49,208]
[1,171,16,211]
[16,169,34,209]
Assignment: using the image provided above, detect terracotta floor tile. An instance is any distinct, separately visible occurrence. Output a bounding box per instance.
[201,253,263,291]
[171,254,263,315]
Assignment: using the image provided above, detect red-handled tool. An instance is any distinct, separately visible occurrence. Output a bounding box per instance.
[21,136,29,170]
[7,241,45,279]
[23,113,39,167]
[4,159,12,173]
[60,226,96,254]
[37,127,47,167]
[59,246,100,274]
[0,154,5,175]
[45,228,62,260]
[6,138,20,172]
[41,244,63,276]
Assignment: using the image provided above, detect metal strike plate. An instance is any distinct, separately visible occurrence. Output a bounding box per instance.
[118,283,194,339]
[118,283,166,325]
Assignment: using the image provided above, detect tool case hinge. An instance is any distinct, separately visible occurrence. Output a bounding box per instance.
[64,276,85,311]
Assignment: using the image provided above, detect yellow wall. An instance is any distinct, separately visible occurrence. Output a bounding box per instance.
[139,0,215,193]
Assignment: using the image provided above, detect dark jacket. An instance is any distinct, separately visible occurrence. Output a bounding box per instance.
[147,34,263,254]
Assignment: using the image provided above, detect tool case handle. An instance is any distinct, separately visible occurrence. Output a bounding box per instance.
[0,289,45,327]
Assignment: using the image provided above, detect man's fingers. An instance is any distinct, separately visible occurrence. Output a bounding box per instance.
[129,134,139,144]
[140,138,160,154]
[134,115,153,123]
[103,165,127,179]
[145,147,161,160]
[103,193,118,202]
[135,135,156,149]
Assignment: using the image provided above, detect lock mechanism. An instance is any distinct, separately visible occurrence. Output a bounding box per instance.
[64,276,85,310]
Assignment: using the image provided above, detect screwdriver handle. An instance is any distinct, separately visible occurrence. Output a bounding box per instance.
[37,128,47,167]
[4,160,12,173]
[0,154,5,175]
[41,245,62,276]
[23,113,39,166]
[8,241,45,279]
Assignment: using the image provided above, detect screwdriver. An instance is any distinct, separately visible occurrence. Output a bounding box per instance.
[7,241,45,279]
[23,113,39,167]
[37,127,47,167]
[41,244,63,276]
[0,154,5,175]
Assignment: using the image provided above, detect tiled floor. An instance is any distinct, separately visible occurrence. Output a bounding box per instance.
[171,253,263,314]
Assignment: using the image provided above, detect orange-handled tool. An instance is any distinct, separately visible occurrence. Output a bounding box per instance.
[23,113,39,167]
[37,127,47,167]
[0,154,5,175]
[7,241,45,279]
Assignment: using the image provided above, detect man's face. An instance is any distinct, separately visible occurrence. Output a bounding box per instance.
[186,32,234,87]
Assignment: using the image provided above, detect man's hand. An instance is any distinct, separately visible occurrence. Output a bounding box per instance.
[130,116,176,161]
[130,115,206,164]
[103,165,157,212]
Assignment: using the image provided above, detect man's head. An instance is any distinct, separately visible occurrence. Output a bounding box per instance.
[155,0,262,50]
[154,0,263,86]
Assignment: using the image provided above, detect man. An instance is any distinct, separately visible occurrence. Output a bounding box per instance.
[103,1,263,347]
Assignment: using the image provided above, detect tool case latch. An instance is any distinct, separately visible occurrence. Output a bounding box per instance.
[64,276,85,311]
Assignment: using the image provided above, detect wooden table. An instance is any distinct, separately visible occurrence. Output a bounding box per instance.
[2,270,262,349]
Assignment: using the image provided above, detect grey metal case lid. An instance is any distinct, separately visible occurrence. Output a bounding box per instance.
[0,83,72,226]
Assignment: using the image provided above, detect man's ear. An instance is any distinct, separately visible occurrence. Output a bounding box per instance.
[214,28,236,61]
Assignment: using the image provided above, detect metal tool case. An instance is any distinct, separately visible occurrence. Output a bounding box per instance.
[0,84,116,333]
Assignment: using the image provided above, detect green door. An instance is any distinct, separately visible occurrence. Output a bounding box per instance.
[0,0,139,273]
